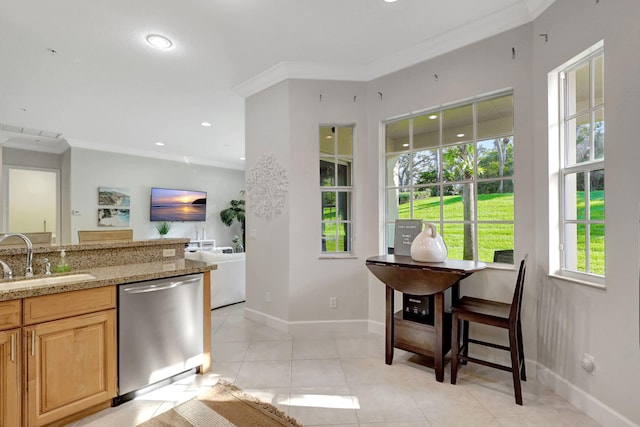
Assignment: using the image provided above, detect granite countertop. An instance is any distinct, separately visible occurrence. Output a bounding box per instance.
[0,258,216,301]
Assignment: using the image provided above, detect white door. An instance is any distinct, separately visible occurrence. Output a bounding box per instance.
[4,167,58,241]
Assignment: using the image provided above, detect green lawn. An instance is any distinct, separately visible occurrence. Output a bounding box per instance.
[392,191,604,274]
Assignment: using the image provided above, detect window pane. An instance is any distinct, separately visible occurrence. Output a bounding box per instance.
[320,158,335,186]
[386,153,412,187]
[414,114,439,149]
[477,137,513,179]
[443,143,475,181]
[443,223,474,260]
[594,54,604,106]
[336,159,352,186]
[567,113,591,164]
[412,149,439,184]
[386,188,411,220]
[590,224,605,275]
[319,126,335,155]
[564,172,584,221]
[385,222,395,254]
[590,169,604,220]
[322,192,337,221]
[337,127,353,156]
[594,108,604,160]
[413,188,441,222]
[443,104,473,144]
[564,223,586,273]
[336,191,351,221]
[386,119,410,152]
[478,223,514,264]
[477,95,513,139]
[566,61,590,116]
[477,181,513,221]
[338,223,352,252]
[443,183,472,221]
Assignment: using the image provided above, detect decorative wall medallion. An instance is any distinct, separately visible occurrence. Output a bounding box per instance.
[246,154,288,218]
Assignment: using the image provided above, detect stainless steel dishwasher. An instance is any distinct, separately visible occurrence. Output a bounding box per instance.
[116,273,203,403]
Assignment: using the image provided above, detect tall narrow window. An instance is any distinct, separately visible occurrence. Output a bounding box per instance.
[384,93,514,263]
[320,125,353,254]
[559,49,605,278]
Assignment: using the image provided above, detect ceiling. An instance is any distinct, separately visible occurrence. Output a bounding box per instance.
[0,0,554,170]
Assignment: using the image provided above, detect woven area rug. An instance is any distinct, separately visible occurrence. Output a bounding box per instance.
[139,380,304,427]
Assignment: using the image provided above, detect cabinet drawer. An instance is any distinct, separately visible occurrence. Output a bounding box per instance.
[23,286,116,325]
[0,300,21,330]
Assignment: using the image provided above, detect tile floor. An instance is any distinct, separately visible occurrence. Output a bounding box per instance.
[68,303,600,427]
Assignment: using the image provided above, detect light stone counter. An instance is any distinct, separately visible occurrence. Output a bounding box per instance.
[0,238,216,301]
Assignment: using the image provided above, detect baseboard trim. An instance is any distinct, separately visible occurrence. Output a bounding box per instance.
[536,362,639,427]
[244,308,373,335]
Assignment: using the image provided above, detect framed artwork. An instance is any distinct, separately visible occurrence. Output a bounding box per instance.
[98,208,130,227]
[98,187,130,206]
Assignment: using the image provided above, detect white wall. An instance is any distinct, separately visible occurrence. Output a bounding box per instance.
[244,82,292,322]
[69,147,245,246]
[532,1,640,425]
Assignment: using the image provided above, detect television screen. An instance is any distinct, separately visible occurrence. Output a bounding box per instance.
[150,187,207,221]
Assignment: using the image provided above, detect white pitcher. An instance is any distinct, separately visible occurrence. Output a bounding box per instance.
[410,222,448,262]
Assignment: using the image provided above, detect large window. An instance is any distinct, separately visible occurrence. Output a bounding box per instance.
[384,93,514,263]
[320,125,353,254]
[558,49,605,278]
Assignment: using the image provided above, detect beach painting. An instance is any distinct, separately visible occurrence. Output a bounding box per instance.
[150,188,207,221]
[98,187,130,206]
[98,208,130,227]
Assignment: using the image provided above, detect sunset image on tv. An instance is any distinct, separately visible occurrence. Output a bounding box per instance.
[150,188,207,221]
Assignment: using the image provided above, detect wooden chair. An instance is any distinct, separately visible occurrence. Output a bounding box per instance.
[0,232,52,247]
[451,254,528,405]
[78,229,133,244]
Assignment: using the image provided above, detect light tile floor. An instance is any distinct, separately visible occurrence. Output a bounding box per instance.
[68,303,600,426]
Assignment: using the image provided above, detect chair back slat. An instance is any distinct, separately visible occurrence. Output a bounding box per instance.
[509,254,528,321]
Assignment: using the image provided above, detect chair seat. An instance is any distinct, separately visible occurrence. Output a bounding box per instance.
[454,296,511,324]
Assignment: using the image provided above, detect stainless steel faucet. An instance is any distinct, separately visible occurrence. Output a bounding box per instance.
[0,259,12,279]
[0,233,34,277]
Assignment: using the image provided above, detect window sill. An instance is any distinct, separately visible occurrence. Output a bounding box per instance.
[547,272,606,290]
[319,254,358,260]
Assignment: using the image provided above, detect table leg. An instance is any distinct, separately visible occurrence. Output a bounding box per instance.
[434,291,445,382]
[385,285,394,365]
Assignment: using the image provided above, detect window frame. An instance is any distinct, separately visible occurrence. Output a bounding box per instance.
[382,91,515,264]
[319,124,355,257]
[556,47,605,283]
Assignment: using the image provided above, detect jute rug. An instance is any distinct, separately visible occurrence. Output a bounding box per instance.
[139,380,304,427]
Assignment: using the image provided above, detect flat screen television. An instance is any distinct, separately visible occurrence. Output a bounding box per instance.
[150,187,207,222]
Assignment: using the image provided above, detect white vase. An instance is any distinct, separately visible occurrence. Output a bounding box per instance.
[410,222,448,262]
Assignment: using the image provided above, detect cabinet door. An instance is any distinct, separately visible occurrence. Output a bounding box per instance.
[25,310,117,427]
[0,329,20,427]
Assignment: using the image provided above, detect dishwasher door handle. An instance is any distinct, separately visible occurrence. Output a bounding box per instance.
[122,277,201,294]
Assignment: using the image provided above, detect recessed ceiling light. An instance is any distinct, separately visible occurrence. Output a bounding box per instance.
[240,157,245,160]
[325,135,333,139]
[155,141,165,146]
[384,0,398,2]
[200,122,212,127]
[402,143,409,147]
[146,34,173,50]
[429,114,438,120]
[457,133,465,138]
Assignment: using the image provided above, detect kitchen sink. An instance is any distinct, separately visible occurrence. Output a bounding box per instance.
[1,273,96,291]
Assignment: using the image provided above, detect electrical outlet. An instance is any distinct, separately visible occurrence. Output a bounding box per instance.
[265,291,271,303]
[162,248,176,257]
[581,353,596,375]
[329,297,337,308]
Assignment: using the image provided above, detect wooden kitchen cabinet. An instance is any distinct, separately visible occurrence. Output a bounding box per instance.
[23,287,117,427]
[1,328,21,427]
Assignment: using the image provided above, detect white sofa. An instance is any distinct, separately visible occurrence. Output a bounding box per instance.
[185,251,246,309]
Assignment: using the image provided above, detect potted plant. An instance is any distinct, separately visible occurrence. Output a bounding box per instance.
[220,191,245,250]
[155,221,171,237]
